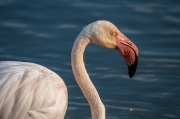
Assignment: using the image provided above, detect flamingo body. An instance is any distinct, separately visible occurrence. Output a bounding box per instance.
[0,61,67,119]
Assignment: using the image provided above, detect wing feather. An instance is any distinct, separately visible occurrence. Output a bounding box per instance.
[0,61,68,119]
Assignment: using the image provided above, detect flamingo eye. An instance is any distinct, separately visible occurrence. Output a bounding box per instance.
[111,32,117,36]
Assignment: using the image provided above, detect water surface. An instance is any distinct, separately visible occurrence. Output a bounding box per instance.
[0,0,180,119]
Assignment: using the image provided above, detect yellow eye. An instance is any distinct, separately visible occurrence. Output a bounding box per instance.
[112,32,117,36]
[121,38,124,40]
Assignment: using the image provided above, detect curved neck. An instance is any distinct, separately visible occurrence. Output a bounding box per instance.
[71,35,105,119]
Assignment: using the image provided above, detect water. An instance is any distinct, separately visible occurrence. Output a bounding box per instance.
[0,0,180,118]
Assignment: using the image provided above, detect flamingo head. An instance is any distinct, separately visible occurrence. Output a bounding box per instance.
[83,20,139,78]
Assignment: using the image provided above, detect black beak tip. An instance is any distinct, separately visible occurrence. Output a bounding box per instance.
[129,72,133,78]
[128,55,138,78]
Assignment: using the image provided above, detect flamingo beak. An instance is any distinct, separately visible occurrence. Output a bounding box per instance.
[115,32,139,78]
[127,53,138,78]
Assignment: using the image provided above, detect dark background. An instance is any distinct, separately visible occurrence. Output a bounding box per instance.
[0,0,180,118]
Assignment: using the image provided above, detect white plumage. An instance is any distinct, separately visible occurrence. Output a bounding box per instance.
[0,61,67,119]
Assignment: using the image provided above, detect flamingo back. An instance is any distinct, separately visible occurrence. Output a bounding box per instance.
[0,61,68,119]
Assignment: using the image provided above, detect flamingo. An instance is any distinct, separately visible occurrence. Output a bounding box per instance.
[0,20,139,119]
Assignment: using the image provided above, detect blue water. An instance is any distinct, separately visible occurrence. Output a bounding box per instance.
[0,0,180,119]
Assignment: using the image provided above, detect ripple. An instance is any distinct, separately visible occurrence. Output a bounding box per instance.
[125,4,154,13]
[124,74,158,82]
[92,12,102,16]
[72,2,118,9]
[58,24,77,29]
[105,104,149,112]
[161,64,178,68]
[101,74,122,79]
[24,30,52,38]
[161,30,180,35]
[169,6,180,13]
[24,30,33,34]
[150,92,171,98]
[105,117,119,119]
[69,102,89,106]
[0,54,33,61]
[141,58,180,63]
[42,53,60,58]
[122,29,142,34]
[94,67,109,70]
[0,0,15,5]
[36,33,52,38]
[69,102,150,112]
[67,85,76,88]
[0,54,12,59]
[164,16,180,23]
[163,114,177,118]
[67,107,77,110]
[13,56,33,61]
[2,22,27,28]
[140,51,180,56]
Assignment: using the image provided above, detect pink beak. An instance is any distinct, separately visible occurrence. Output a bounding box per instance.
[115,32,139,78]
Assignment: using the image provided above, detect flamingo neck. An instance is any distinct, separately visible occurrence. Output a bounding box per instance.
[71,35,105,119]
